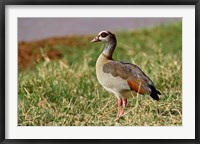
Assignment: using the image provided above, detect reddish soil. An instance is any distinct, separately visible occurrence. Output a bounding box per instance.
[18,36,92,70]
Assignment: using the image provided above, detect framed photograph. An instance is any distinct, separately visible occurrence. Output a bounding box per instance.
[1,0,199,144]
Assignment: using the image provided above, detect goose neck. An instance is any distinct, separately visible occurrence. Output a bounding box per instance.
[103,39,117,59]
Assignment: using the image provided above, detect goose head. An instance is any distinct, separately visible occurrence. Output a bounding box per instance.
[91,31,117,59]
[91,31,116,43]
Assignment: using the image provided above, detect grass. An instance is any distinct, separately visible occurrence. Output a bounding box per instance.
[18,21,182,126]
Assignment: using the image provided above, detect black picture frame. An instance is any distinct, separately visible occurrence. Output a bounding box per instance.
[1,0,199,144]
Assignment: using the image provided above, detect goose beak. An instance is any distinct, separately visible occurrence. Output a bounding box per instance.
[91,36,100,43]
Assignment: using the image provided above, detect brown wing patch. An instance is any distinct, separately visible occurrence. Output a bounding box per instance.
[103,62,129,79]
[127,80,147,95]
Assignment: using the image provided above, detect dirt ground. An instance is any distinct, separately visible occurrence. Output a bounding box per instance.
[18,36,91,70]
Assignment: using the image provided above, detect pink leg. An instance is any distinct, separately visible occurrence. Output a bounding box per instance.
[117,98,122,118]
[123,98,127,107]
[120,98,127,116]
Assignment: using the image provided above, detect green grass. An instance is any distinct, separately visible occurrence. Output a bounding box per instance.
[18,21,182,126]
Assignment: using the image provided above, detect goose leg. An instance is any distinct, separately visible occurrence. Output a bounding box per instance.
[120,98,127,116]
[117,98,122,118]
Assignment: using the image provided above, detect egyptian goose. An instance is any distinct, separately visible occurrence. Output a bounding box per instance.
[91,31,161,118]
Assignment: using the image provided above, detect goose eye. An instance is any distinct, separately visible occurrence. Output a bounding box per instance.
[101,32,108,38]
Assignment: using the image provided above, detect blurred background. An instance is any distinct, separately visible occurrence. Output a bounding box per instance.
[18,18,180,42]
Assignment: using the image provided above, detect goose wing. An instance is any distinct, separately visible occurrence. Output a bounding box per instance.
[103,61,160,100]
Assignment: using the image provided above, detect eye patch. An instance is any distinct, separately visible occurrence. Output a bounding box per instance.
[101,32,108,38]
